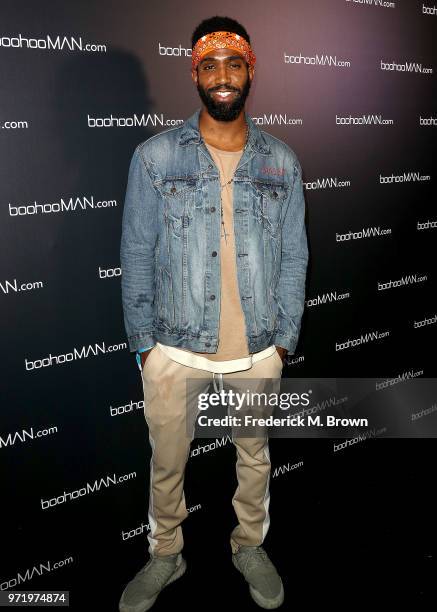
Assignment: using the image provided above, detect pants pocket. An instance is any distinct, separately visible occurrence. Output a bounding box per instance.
[272,348,283,368]
[142,345,159,375]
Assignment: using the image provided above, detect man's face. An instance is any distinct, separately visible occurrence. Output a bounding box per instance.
[191,47,254,121]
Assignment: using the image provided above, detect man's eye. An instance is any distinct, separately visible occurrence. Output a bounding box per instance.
[201,62,241,70]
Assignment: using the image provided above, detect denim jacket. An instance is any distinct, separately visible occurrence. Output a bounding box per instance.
[120,108,309,359]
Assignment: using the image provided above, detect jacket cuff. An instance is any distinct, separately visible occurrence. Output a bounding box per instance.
[271,330,298,355]
[128,332,155,353]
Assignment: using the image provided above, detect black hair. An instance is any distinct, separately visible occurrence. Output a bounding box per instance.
[191,15,251,49]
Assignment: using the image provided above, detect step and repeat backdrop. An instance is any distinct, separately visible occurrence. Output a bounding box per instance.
[1,0,436,608]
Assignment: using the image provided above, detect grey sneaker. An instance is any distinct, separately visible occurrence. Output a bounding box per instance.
[119,552,186,612]
[232,545,284,609]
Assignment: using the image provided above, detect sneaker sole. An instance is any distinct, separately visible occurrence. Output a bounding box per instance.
[232,555,284,610]
[119,557,187,612]
[249,582,284,609]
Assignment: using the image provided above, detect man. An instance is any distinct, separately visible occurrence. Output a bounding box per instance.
[119,15,308,612]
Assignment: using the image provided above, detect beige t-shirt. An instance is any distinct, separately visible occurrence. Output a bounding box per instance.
[178,142,250,361]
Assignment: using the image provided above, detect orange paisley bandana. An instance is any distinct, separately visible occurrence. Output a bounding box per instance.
[191,30,256,71]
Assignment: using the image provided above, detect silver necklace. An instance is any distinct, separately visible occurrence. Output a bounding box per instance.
[219,122,249,245]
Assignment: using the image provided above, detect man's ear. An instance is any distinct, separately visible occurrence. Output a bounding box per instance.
[191,68,198,85]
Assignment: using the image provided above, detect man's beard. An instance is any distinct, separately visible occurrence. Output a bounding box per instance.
[197,75,251,122]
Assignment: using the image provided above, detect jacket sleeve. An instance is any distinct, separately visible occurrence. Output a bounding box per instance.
[272,156,309,355]
[120,144,158,352]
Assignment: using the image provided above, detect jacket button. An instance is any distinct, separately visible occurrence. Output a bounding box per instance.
[205,342,211,347]
[211,251,217,257]
[208,164,213,169]
[210,294,216,300]
[210,206,216,213]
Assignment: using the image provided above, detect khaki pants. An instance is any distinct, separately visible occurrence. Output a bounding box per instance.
[141,344,283,557]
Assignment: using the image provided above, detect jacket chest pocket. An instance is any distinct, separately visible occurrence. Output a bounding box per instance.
[252,181,288,237]
[156,177,199,238]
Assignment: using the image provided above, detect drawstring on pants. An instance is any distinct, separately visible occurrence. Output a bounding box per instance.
[212,372,224,394]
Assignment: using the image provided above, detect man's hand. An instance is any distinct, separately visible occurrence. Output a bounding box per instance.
[275,345,288,364]
[140,348,153,369]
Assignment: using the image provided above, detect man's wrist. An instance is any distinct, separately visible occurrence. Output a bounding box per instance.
[135,344,155,370]
[137,345,155,354]
[275,345,288,364]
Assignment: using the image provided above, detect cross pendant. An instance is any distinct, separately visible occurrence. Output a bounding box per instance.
[221,222,230,245]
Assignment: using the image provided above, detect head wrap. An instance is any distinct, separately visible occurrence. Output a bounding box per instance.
[191,30,256,71]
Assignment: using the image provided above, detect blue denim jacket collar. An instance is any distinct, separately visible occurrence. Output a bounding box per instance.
[177,107,271,156]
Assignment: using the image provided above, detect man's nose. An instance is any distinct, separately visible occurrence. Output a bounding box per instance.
[215,63,231,85]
